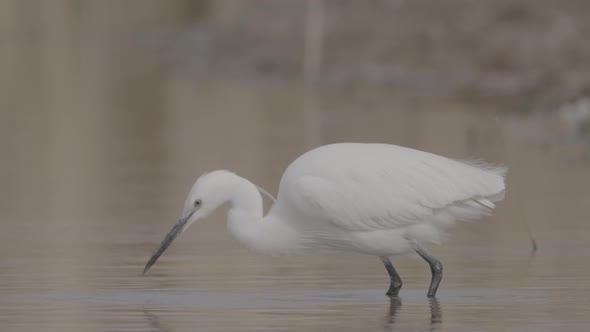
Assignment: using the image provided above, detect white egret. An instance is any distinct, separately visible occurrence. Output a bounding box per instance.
[143,143,506,298]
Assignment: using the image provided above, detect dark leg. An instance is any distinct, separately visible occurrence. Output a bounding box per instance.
[380,256,403,296]
[411,242,443,298]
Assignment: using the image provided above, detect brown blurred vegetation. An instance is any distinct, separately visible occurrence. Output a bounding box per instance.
[3,0,589,109]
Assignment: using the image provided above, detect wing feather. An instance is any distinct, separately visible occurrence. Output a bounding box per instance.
[278,143,506,232]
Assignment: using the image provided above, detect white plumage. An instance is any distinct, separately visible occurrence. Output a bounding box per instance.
[144,143,506,298]
[278,143,504,235]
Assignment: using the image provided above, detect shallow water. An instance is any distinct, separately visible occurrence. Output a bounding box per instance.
[2,81,590,332]
[2,3,590,331]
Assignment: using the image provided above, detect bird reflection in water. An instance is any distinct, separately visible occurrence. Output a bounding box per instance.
[386,296,403,324]
[143,308,171,332]
[429,298,443,330]
[143,297,442,331]
[386,297,442,331]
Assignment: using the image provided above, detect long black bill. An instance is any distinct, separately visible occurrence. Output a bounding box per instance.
[143,211,194,275]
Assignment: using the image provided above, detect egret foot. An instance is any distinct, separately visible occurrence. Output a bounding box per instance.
[380,256,403,296]
[411,242,443,298]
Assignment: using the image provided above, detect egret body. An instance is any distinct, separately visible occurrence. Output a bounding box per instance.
[143,143,506,298]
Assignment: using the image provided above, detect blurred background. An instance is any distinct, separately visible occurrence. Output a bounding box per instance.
[1,1,590,331]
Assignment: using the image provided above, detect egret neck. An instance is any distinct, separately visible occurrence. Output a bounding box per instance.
[225,173,302,255]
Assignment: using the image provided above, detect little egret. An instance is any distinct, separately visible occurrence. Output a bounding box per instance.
[143,143,506,298]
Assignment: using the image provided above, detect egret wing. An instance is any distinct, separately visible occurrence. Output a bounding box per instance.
[282,145,506,232]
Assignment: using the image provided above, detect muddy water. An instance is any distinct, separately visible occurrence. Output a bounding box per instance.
[2,3,590,332]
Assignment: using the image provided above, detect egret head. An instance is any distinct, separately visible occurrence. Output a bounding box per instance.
[143,170,235,274]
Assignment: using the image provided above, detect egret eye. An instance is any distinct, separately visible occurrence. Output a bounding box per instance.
[194,199,202,208]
